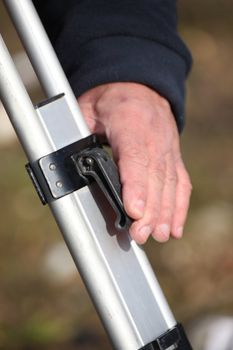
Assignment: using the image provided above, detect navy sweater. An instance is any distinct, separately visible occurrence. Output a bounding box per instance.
[33,0,192,131]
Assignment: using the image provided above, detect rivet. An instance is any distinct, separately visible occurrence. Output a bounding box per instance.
[49,163,56,171]
[56,181,63,188]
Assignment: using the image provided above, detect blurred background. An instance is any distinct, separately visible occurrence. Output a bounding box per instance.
[0,1,233,349]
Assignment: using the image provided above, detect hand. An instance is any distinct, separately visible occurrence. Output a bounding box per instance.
[78,82,192,244]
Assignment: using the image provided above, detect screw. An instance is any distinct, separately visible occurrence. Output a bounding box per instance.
[85,157,94,166]
[49,163,56,171]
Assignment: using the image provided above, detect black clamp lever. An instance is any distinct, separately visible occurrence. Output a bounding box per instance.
[71,147,132,230]
[26,134,132,231]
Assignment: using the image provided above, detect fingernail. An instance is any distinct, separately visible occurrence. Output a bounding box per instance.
[175,226,183,239]
[155,224,170,242]
[138,225,152,241]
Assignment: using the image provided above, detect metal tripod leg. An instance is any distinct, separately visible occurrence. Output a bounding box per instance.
[0,1,192,349]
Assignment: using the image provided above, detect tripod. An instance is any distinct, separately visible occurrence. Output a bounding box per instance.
[0,1,192,349]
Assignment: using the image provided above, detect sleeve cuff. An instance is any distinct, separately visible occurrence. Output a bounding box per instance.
[62,36,188,132]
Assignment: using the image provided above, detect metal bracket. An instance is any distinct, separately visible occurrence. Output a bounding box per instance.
[26,134,99,204]
[26,134,131,230]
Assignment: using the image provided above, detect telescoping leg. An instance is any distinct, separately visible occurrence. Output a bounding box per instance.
[0,1,192,349]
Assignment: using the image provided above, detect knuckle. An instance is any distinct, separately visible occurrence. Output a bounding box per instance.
[166,172,177,184]
[144,210,159,225]
[152,209,160,221]
[151,208,161,224]
[118,101,155,126]
[161,205,173,218]
[95,93,108,115]
[123,102,144,116]
[112,99,146,120]
[177,166,193,194]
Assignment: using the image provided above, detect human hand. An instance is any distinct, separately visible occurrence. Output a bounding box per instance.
[78,82,192,244]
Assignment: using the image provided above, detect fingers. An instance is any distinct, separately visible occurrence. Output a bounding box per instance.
[110,114,191,244]
[108,108,167,244]
[129,154,192,244]
[152,152,177,242]
[171,159,192,239]
[130,159,165,244]
[130,154,192,244]
[114,128,149,220]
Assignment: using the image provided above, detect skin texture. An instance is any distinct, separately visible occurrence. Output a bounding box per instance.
[78,82,192,244]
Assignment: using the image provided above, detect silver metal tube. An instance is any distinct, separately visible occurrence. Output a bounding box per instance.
[3,0,89,139]
[0,36,53,161]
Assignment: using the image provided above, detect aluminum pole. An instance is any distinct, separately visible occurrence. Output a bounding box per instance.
[0,35,53,161]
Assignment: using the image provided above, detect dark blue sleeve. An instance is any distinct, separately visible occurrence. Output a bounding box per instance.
[34,0,192,131]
